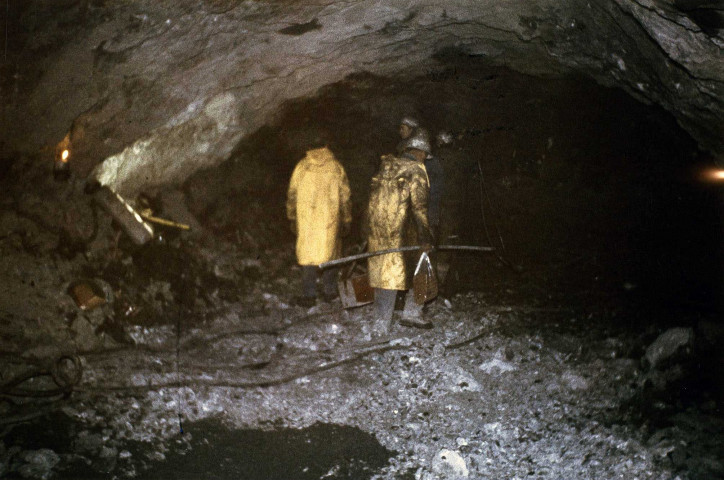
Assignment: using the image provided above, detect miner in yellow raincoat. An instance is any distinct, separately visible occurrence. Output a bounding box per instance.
[287,146,352,307]
[367,131,433,334]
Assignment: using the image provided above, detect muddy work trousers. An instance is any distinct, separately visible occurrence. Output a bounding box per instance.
[302,266,337,299]
[373,288,423,332]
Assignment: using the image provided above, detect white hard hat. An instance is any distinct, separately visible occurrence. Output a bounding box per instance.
[404,128,431,154]
[400,116,420,128]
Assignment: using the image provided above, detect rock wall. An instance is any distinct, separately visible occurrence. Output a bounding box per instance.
[1,0,721,195]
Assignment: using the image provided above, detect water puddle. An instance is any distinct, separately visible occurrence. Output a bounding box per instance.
[138,419,395,480]
[3,414,394,480]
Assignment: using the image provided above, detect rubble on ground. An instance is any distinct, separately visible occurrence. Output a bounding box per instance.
[1,222,721,479]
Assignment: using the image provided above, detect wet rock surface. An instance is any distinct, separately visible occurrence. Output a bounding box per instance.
[1,67,722,479]
[1,0,722,197]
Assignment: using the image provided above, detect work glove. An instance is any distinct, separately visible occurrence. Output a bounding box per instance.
[340,222,351,238]
[290,221,297,235]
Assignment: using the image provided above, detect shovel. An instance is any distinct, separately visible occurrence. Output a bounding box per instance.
[413,251,438,304]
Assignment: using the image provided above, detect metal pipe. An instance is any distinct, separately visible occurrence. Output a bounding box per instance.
[319,245,494,269]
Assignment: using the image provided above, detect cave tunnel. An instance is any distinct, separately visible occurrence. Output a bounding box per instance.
[1,1,723,479]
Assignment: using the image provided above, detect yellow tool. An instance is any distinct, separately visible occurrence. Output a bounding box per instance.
[139,213,190,230]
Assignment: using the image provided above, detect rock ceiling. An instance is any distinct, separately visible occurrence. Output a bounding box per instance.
[2,0,722,195]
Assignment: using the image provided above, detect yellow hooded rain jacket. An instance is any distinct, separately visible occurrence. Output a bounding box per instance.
[367,154,431,290]
[286,147,352,266]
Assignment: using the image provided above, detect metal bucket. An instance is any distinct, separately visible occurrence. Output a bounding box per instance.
[338,262,374,309]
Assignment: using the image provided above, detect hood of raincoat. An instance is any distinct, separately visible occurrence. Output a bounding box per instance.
[304,147,334,166]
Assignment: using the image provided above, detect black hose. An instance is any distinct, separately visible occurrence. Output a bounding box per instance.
[0,355,82,398]
[50,355,83,389]
[0,402,69,426]
[0,370,44,393]
[80,307,339,358]
[75,341,409,393]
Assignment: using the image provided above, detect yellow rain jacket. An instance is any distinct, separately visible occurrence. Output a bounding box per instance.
[286,147,352,266]
[367,154,431,290]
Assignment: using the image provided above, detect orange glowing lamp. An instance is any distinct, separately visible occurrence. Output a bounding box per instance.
[54,134,72,181]
[702,168,724,182]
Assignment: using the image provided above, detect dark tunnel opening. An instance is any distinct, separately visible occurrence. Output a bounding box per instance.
[185,59,722,322]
